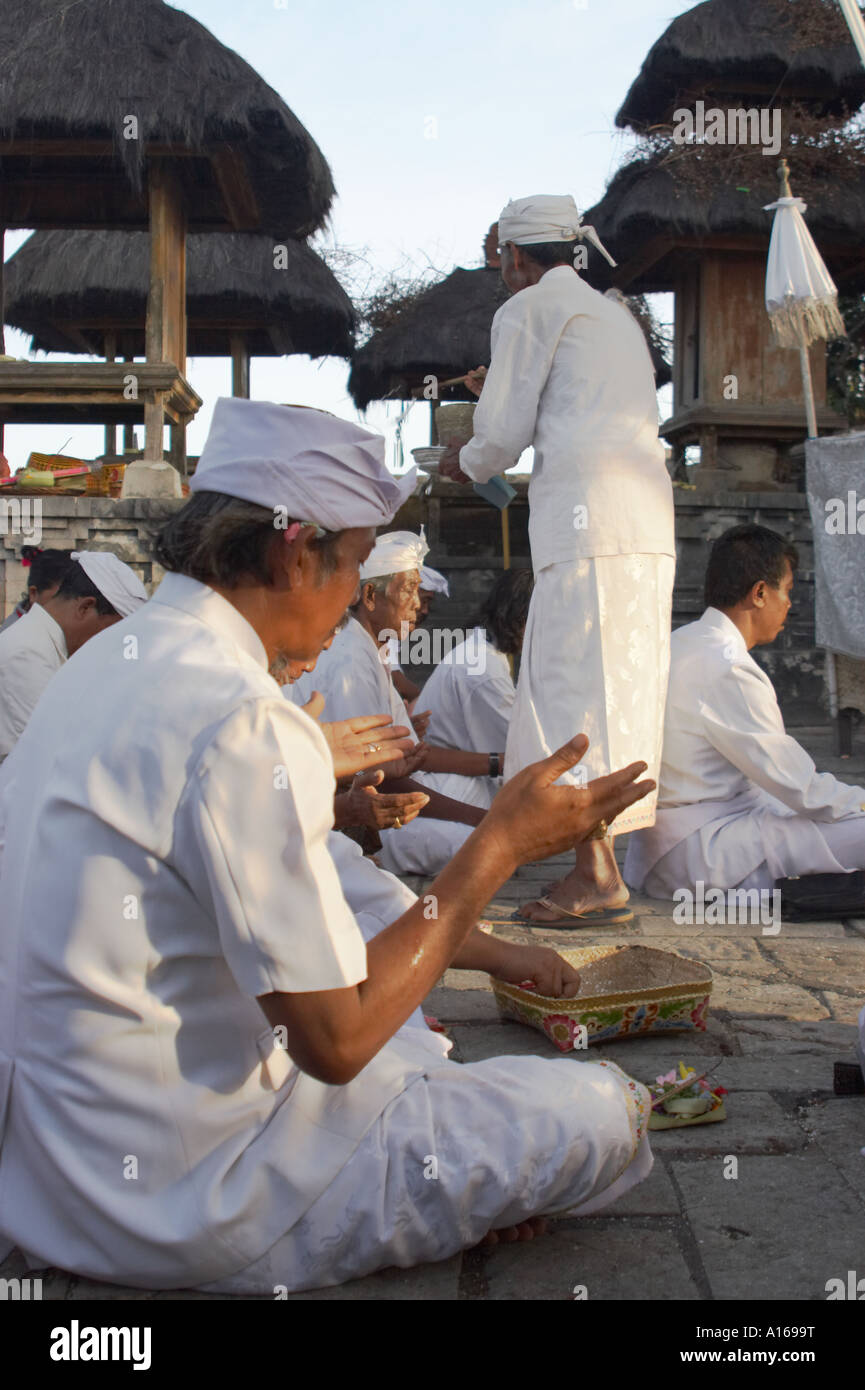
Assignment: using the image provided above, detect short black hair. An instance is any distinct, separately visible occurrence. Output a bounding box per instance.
[704,524,799,610]
[515,240,577,268]
[54,559,119,616]
[153,490,343,589]
[20,546,75,593]
[475,568,534,655]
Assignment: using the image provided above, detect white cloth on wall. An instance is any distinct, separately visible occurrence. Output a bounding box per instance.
[805,432,865,661]
[458,265,675,574]
[506,555,675,835]
[421,628,514,756]
[625,608,865,895]
[0,602,68,763]
[288,617,480,876]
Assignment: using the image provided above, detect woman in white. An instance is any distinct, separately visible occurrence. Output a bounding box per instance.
[441,194,675,928]
[0,398,655,1295]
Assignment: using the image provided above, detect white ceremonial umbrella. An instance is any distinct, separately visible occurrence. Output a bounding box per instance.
[763,158,846,438]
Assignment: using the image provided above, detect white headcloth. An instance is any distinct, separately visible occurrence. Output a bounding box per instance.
[420,565,449,596]
[360,528,429,581]
[190,397,416,530]
[70,551,148,617]
[498,194,617,268]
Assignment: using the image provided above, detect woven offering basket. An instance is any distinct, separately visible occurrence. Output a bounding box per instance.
[492,944,713,1053]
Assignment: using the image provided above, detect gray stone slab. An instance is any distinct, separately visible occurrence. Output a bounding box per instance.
[450,1022,557,1062]
[640,918,847,939]
[482,1224,699,1300]
[673,1153,865,1300]
[798,1097,865,1197]
[735,1018,859,1051]
[761,939,865,993]
[423,986,499,1023]
[648,1092,806,1156]
[285,1255,462,1301]
[822,991,865,1025]
[606,1161,682,1216]
[710,975,829,1022]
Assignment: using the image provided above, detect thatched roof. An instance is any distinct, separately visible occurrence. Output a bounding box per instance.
[617,0,865,132]
[0,0,334,235]
[583,146,865,294]
[349,266,670,408]
[4,231,356,359]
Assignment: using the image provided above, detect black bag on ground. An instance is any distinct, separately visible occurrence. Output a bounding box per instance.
[775,871,865,921]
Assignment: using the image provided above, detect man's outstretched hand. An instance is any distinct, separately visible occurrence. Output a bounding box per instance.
[482,733,655,870]
[439,437,471,485]
[301,693,414,780]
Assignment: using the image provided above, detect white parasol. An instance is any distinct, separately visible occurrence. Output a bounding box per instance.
[763,158,845,438]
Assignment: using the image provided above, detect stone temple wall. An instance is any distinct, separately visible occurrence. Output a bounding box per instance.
[0,482,825,722]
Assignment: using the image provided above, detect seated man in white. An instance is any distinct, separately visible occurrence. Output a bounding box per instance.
[421,567,532,757]
[0,397,655,1295]
[389,563,450,707]
[290,531,506,876]
[625,523,865,899]
[0,549,146,764]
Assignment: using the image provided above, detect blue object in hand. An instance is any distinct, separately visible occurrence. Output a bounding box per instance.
[472,475,516,510]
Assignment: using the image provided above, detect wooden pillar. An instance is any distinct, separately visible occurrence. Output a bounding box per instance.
[144,162,186,461]
[103,331,117,458]
[230,333,250,398]
[169,420,187,476]
[122,356,136,453]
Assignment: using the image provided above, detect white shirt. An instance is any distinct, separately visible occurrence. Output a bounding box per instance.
[421,628,514,754]
[625,608,865,885]
[0,575,442,1288]
[0,602,67,762]
[459,266,675,572]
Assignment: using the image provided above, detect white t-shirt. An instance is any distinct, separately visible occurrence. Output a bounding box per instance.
[0,575,440,1288]
[421,628,514,754]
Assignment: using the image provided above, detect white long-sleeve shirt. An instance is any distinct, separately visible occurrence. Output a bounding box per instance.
[625,608,865,888]
[421,628,514,754]
[0,602,68,763]
[458,265,675,572]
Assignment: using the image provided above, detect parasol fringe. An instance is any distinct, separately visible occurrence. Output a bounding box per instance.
[767,294,846,349]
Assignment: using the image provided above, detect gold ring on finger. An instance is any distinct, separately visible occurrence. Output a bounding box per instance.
[589,819,608,840]
[393,816,402,829]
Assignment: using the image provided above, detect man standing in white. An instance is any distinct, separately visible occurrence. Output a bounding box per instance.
[441,194,675,926]
[625,524,865,898]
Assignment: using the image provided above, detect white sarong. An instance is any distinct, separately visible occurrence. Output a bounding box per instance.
[505,554,675,835]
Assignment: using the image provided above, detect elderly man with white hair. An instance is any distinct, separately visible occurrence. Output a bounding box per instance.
[441,193,676,927]
[389,562,450,705]
[291,530,505,876]
[0,548,147,763]
[0,395,656,1295]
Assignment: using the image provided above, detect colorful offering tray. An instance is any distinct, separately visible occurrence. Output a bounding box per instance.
[648,1062,727,1130]
[491,944,713,1052]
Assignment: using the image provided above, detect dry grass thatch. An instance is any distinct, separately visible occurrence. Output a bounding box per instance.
[4,230,356,358]
[348,266,670,409]
[0,0,334,236]
[617,0,865,131]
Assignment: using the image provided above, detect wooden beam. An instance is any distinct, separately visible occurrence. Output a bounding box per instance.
[145,161,187,417]
[47,321,102,356]
[230,333,250,398]
[209,149,261,231]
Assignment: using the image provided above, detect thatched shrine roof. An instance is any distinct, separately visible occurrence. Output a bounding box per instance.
[583,145,865,294]
[0,0,334,235]
[4,231,356,359]
[348,266,670,409]
[617,0,865,132]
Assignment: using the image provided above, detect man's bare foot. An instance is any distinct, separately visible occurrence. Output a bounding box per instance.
[476,1216,549,1247]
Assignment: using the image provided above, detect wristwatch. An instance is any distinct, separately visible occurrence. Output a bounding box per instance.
[488,752,501,778]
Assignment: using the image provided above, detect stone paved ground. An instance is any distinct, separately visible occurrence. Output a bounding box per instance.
[2,726,863,1301]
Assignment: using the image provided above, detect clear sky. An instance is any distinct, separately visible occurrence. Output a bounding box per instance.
[2,0,690,472]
